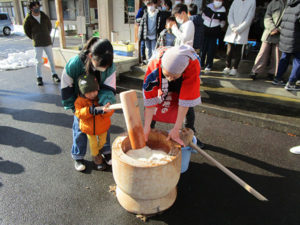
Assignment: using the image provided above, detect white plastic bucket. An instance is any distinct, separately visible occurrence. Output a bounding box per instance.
[180,136,197,173]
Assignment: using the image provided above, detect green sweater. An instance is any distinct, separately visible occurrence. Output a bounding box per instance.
[61,54,117,111]
[23,11,52,47]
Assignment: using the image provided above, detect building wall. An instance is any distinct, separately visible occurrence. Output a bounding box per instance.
[112,0,135,43]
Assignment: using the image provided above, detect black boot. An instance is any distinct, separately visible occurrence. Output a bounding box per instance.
[37,77,43,86]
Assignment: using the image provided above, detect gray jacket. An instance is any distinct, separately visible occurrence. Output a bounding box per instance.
[261,0,286,43]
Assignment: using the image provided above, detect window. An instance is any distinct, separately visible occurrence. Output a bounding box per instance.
[124,0,135,24]
[48,0,79,21]
[0,2,14,18]
[0,13,8,20]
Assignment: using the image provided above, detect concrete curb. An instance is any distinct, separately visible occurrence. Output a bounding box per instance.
[118,70,300,136]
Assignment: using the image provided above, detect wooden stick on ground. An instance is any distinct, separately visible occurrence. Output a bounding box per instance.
[180,128,268,201]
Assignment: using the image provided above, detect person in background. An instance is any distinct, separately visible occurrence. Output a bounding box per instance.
[223,0,256,76]
[75,74,114,170]
[201,0,226,73]
[23,0,60,86]
[172,3,205,147]
[175,0,185,6]
[188,3,204,57]
[272,0,300,91]
[136,0,148,64]
[161,0,172,12]
[159,0,173,38]
[138,0,165,61]
[250,0,286,81]
[61,38,116,172]
[155,16,176,48]
[171,3,195,47]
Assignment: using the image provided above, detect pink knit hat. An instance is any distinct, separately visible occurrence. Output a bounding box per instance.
[161,45,197,75]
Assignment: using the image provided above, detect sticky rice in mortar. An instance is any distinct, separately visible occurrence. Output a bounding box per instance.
[126,146,174,165]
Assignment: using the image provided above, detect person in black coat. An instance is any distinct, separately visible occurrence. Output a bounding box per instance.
[272,0,300,91]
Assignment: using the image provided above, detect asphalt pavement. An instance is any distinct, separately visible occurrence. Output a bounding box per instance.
[1,64,300,225]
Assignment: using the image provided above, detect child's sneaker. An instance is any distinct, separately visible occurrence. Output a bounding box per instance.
[285,82,300,91]
[93,154,107,171]
[74,160,86,172]
[223,67,230,74]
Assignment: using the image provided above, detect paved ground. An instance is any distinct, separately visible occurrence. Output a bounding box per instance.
[1,65,300,225]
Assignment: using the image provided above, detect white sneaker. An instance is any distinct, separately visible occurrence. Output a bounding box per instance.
[74,160,86,171]
[290,146,300,154]
[223,67,230,74]
[204,67,211,74]
[229,68,237,76]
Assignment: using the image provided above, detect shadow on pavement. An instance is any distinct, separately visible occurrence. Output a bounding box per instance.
[0,107,73,127]
[151,146,300,225]
[0,90,62,107]
[0,158,24,175]
[0,126,61,155]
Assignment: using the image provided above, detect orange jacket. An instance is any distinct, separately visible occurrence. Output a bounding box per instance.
[74,96,114,135]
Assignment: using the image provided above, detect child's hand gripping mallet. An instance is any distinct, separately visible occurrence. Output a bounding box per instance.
[179,128,268,201]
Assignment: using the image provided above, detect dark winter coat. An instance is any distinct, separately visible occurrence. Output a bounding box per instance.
[279,0,300,53]
[189,14,204,49]
[23,11,52,47]
[138,10,165,41]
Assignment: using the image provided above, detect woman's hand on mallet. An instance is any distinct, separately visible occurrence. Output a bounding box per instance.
[167,127,184,146]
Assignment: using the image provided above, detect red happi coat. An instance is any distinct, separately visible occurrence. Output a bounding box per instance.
[143,48,201,124]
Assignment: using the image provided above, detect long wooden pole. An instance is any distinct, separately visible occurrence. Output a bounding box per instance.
[55,0,66,48]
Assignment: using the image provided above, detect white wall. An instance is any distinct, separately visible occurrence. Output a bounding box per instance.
[112,0,135,43]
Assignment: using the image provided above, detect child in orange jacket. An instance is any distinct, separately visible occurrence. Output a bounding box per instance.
[74,74,114,170]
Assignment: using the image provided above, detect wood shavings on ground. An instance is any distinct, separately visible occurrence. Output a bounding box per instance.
[136,214,148,222]
[109,185,116,196]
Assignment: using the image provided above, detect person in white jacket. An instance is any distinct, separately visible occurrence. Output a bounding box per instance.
[223,0,256,76]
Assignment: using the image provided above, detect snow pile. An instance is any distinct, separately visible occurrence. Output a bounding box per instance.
[12,25,25,36]
[13,25,58,38]
[0,49,36,71]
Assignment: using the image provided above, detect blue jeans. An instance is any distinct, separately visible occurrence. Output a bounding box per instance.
[275,52,300,83]
[145,39,157,59]
[34,45,57,78]
[71,116,112,160]
[140,40,146,61]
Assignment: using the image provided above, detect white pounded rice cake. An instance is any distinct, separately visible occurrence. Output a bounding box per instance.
[126,146,173,165]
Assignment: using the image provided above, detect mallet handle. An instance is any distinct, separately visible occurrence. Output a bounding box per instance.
[190,143,268,201]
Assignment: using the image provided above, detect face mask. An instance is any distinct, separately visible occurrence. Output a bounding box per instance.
[96,67,106,72]
[185,0,192,5]
[175,1,181,5]
[213,1,222,8]
[161,6,167,11]
[176,17,184,24]
[33,8,40,14]
[147,5,155,13]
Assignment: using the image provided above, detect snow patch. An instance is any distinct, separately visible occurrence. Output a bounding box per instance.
[13,25,59,38]
[0,49,36,71]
